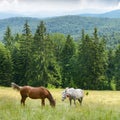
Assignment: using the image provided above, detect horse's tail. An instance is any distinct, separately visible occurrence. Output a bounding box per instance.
[85,92,89,96]
[11,82,21,91]
[81,90,89,97]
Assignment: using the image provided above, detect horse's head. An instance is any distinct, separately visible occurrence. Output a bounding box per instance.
[62,91,67,101]
[50,99,56,107]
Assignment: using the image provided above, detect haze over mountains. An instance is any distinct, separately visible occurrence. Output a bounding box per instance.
[0,9,120,19]
[0,12,22,19]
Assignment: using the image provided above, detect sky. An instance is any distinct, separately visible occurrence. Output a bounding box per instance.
[0,0,120,18]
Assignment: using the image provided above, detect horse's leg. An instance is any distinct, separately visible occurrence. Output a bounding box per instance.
[78,99,81,105]
[80,97,83,105]
[69,98,72,106]
[41,99,45,106]
[78,97,83,105]
[73,99,76,105]
[21,96,27,106]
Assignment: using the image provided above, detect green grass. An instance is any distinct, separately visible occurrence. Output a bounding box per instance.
[0,87,120,120]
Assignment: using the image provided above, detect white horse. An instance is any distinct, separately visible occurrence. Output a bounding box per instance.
[62,87,86,106]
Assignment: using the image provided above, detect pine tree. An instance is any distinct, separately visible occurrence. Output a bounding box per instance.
[32,21,47,86]
[13,21,33,85]
[45,34,61,87]
[92,29,108,89]
[3,26,13,51]
[76,29,107,90]
[106,49,115,89]
[76,34,93,89]
[32,21,61,87]
[0,43,13,86]
[60,35,76,87]
[114,45,120,90]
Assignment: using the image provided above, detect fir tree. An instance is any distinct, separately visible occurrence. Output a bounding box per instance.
[0,43,13,86]
[3,26,13,51]
[60,35,76,87]
[76,29,107,90]
[13,21,33,85]
[114,45,120,90]
[32,21,61,87]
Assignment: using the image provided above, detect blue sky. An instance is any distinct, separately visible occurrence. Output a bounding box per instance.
[0,0,120,17]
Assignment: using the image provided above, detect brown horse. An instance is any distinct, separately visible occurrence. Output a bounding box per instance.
[11,82,56,107]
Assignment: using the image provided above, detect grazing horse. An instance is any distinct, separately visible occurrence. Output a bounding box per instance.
[11,82,56,107]
[62,87,87,106]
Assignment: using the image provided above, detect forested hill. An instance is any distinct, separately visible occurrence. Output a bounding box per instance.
[0,16,120,48]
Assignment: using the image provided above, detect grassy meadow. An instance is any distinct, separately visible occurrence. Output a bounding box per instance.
[0,87,120,120]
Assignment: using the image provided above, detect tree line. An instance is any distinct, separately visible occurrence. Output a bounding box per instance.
[0,21,120,90]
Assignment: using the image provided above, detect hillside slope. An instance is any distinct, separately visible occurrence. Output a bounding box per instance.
[0,16,120,48]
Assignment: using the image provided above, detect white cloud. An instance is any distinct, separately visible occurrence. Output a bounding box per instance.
[0,0,120,17]
[0,0,19,12]
[0,0,81,17]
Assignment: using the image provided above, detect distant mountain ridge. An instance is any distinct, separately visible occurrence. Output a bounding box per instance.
[80,9,120,18]
[0,9,120,19]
